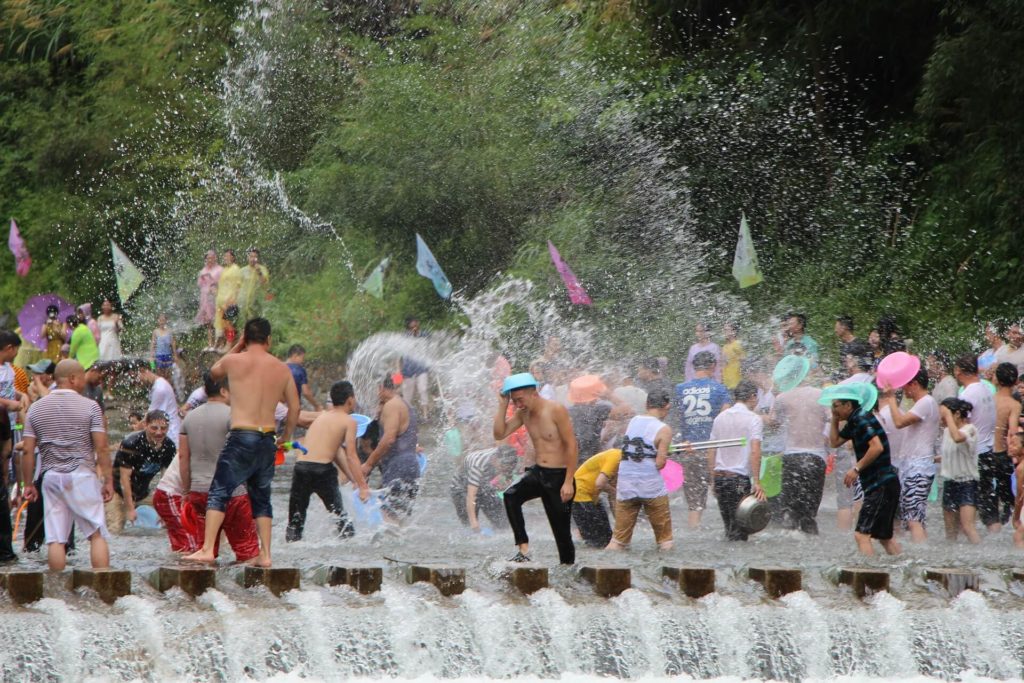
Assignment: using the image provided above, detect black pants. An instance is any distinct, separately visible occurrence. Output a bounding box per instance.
[23,473,75,553]
[571,499,613,547]
[0,478,14,558]
[978,451,1014,526]
[780,453,827,534]
[503,466,575,564]
[286,461,353,542]
[714,475,752,541]
[450,478,507,529]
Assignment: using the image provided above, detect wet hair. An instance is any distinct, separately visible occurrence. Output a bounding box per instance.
[646,389,671,409]
[996,362,1019,388]
[692,351,717,370]
[954,354,978,376]
[836,398,861,412]
[786,312,807,330]
[330,380,355,406]
[941,397,972,419]
[381,375,396,391]
[0,330,21,349]
[877,314,901,339]
[65,314,79,327]
[846,343,874,370]
[361,419,381,451]
[224,248,235,259]
[734,380,759,402]
[128,410,144,423]
[224,305,239,322]
[836,315,854,332]
[203,370,227,397]
[247,247,260,257]
[640,357,661,373]
[497,445,519,469]
[987,319,1008,336]
[287,344,306,357]
[929,349,952,372]
[46,304,59,315]
[405,315,419,328]
[909,367,930,390]
[145,410,169,424]
[243,317,271,344]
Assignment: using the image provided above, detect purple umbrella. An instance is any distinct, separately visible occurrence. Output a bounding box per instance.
[18,294,76,351]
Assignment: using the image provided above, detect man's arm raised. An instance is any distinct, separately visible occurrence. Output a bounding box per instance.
[493,392,523,441]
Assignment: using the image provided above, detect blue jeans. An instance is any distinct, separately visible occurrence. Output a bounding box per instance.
[207,430,276,518]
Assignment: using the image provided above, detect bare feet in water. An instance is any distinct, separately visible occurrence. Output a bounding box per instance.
[246,554,272,568]
[184,550,217,564]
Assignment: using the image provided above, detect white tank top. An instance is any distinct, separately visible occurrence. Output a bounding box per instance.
[617,415,668,500]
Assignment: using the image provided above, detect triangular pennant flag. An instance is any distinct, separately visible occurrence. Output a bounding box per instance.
[8,219,31,277]
[548,240,592,305]
[731,212,763,288]
[110,239,145,303]
[362,256,390,299]
[415,234,452,299]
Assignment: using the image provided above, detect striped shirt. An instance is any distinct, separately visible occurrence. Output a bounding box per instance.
[24,389,105,474]
[465,449,497,488]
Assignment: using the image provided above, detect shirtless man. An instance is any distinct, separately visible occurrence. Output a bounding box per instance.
[362,377,420,524]
[493,372,577,564]
[993,363,1022,532]
[186,318,299,567]
[286,380,370,541]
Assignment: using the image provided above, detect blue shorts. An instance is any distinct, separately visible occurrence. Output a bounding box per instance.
[155,353,174,370]
[942,479,979,512]
[207,429,276,518]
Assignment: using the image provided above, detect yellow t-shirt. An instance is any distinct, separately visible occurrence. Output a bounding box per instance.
[573,449,622,502]
[722,339,745,389]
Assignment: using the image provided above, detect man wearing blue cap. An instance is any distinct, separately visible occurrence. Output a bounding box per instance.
[827,387,901,556]
[286,380,371,541]
[494,372,577,564]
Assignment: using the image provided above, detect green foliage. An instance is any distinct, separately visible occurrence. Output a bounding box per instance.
[1,0,1020,367]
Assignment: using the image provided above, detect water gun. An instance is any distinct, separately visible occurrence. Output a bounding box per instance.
[669,437,747,453]
[275,440,307,465]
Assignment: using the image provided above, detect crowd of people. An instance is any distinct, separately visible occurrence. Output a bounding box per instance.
[0,306,1023,571]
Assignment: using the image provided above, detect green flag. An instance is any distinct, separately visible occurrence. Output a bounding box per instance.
[731,212,763,288]
[110,239,145,303]
[362,257,390,298]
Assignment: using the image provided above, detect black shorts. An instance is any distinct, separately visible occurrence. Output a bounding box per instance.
[942,479,979,512]
[856,477,900,540]
[0,410,9,442]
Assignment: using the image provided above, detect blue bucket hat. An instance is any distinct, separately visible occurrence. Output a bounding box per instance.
[773,355,810,393]
[818,381,878,412]
[352,413,372,438]
[501,372,538,396]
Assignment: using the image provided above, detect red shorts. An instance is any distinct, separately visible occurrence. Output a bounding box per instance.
[153,489,201,553]
[187,491,259,562]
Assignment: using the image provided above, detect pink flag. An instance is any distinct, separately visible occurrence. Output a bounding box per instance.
[8,219,31,277]
[548,240,591,306]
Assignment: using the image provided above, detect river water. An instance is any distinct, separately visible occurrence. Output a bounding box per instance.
[2,451,1024,682]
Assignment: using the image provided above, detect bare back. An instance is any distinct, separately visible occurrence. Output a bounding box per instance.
[213,346,297,430]
[300,410,353,465]
[524,398,575,468]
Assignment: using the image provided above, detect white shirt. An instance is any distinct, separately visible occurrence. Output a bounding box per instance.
[710,403,763,476]
[877,405,905,470]
[149,377,182,444]
[960,381,995,454]
[901,394,940,464]
[156,453,184,495]
[617,415,669,500]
